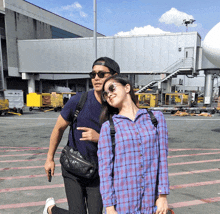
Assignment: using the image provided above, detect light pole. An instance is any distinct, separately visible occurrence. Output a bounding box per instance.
[93,0,97,60]
[183,19,196,32]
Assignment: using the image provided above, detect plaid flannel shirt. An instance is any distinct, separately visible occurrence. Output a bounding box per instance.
[98,109,169,214]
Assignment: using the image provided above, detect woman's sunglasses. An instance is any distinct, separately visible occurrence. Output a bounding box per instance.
[89,71,111,79]
[102,83,117,102]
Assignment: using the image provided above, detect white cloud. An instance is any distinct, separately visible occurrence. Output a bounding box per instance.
[115,25,170,36]
[80,11,88,18]
[159,8,197,27]
[51,2,87,19]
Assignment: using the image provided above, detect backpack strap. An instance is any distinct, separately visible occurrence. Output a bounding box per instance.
[109,117,115,156]
[71,92,88,125]
[68,92,88,147]
[147,109,158,128]
[109,116,115,177]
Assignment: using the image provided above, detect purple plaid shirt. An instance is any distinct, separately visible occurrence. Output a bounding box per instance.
[98,109,169,214]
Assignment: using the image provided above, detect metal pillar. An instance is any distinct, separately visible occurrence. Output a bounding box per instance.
[39,80,42,93]
[86,79,90,91]
[0,36,4,91]
[93,0,97,60]
[66,79,69,88]
[203,69,220,106]
[28,75,35,93]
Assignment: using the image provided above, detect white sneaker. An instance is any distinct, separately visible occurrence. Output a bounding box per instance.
[43,197,56,214]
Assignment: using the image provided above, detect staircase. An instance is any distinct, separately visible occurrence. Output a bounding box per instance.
[137,57,194,93]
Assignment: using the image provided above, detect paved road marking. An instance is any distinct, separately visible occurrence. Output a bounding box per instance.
[169,168,220,176]
[170,180,220,189]
[169,159,220,166]
[0,198,67,209]
[0,184,64,193]
[0,157,59,163]
[168,151,220,158]
[169,148,220,151]
[0,164,61,171]
[169,196,220,208]
[0,173,62,180]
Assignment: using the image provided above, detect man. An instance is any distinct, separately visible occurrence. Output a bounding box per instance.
[43,57,120,214]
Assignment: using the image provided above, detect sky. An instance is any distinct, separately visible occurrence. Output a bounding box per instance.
[26,0,220,40]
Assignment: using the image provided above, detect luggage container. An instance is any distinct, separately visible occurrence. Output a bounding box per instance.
[0,99,9,115]
[26,93,51,111]
[4,90,24,114]
[135,93,158,108]
[27,92,66,112]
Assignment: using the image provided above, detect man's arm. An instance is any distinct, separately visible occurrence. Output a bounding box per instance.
[44,115,70,179]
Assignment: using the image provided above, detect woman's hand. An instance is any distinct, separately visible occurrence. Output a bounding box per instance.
[106,206,118,214]
[155,194,168,214]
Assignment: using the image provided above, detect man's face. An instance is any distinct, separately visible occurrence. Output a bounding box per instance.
[91,65,112,92]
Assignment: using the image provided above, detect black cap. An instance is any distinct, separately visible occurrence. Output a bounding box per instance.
[92,57,120,74]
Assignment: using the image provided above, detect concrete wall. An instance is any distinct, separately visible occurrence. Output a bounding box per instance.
[5,8,52,76]
[5,0,103,38]
[4,0,104,77]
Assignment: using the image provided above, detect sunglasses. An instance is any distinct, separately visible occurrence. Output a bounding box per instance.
[102,83,117,102]
[89,71,111,79]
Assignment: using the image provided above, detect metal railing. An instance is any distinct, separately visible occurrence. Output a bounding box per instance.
[137,57,194,93]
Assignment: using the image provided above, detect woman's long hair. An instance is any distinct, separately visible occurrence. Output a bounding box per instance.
[100,75,137,124]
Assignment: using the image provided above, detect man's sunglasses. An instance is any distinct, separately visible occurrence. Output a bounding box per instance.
[102,83,117,102]
[89,71,111,79]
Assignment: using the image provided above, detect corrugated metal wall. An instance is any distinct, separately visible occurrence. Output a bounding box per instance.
[18,32,199,75]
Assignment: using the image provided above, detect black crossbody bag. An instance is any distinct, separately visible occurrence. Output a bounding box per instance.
[60,92,97,179]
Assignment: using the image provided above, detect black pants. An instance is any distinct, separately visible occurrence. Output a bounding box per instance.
[51,167,103,214]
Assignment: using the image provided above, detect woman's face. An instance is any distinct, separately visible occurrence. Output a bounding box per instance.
[103,80,130,108]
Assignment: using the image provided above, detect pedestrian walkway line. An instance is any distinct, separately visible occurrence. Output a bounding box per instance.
[0,147,63,152]
[1,179,219,193]
[0,173,62,180]
[169,148,220,152]
[0,184,64,193]
[1,196,220,210]
[169,168,220,176]
[169,196,220,208]
[0,153,48,157]
[0,198,67,209]
[0,164,61,171]
[169,159,220,166]
[170,179,220,190]
[0,157,59,163]
[168,151,220,158]
[1,158,219,171]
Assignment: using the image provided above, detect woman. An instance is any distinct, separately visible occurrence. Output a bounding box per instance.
[98,75,170,214]
[43,57,120,214]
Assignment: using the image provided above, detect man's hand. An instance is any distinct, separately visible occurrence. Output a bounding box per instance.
[44,159,55,181]
[77,127,100,143]
[155,194,168,214]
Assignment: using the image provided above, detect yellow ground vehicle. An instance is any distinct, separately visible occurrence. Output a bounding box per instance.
[0,99,9,115]
[26,92,77,112]
[135,93,158,108]
[165,93,189,106]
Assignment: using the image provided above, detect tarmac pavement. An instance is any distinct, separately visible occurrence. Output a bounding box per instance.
[1,108,220,213]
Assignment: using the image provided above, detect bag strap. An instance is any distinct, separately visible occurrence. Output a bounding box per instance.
[147,109,158,128]
[69,92,88,147]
